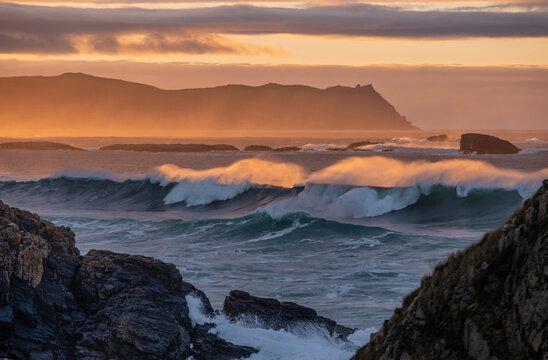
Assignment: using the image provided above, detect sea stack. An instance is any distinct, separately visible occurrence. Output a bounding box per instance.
[459,133,520,154]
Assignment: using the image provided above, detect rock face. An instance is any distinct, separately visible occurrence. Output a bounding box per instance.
[0,141,84,151]
[223,290,356,340]
[0,200,353,359]
[0,200,254,359]
[459,133,520,154]
[352,180,548,360]
[101,143,238,152]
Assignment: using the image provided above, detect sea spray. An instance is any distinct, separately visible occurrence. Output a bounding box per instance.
[185,295,376,360]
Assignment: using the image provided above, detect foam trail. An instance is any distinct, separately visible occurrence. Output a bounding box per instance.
[357,137,458,151]
[148,159,305,205]
[185,295,375,360]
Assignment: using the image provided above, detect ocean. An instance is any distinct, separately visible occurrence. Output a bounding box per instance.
[1,133,547,359]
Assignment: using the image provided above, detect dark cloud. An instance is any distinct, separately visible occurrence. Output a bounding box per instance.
[0,2,547,54]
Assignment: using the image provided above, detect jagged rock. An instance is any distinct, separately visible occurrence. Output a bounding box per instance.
[352,180,548,359]
[459,133,520,155]
[190,323,257,360]
[0,200,252,360]
[223,289,356,340]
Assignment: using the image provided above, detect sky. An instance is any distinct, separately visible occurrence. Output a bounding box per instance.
[0,0,547,129]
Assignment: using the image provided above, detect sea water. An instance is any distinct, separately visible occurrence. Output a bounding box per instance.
[0,134,547,359]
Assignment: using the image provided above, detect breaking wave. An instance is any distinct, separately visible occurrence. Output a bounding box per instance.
[0,157,545,221]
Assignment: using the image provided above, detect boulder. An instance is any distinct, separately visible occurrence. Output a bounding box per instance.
[459,133,519,154]
[223,290,356,340]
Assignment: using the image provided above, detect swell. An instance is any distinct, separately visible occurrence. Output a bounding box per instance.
[0,177,523,226]
[0,157,545,222]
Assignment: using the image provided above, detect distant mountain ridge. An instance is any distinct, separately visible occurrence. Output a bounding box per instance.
[0,73,418,137]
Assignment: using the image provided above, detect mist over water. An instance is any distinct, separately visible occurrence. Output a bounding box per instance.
[0,137,547,358]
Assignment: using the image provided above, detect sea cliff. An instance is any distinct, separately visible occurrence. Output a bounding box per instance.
[353,180,548,359]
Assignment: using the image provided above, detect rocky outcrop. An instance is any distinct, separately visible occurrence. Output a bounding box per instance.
[352,180,548,360]
[0,201,254,359]
[243,145,274,151]
[273,146,301,152]
[426,135,447,142]
[101,143,238,152]
[244,145,301,152]
[347,141,382,150]
[223,290,356,340]
[0,142,84,151]
[0,200,353,359]
[459,133,520,154]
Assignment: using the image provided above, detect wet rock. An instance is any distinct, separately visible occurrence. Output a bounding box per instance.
[190,323,258,360]
[223,289,356,339]
[459,133,520,155]
[0,200,251,360]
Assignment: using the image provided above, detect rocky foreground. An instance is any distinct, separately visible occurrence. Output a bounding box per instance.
[0,200,353,359]
[353,180,548,359]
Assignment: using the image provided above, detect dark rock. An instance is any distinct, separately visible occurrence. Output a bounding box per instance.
[244,145,274,151]
[101,143,238,152]
[326,148,347,151]
[352,181,548,359]
[381,148,394,152]
[274,146,301,152]
[347,141,382,149]
[0,200,251,360]
[223,290,355,340]
[426,134,447,142]
[459,133,520,155]
[190,323,257,360]
[0,141,84,151]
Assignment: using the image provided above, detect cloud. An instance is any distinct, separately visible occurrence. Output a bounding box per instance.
[0,2,547,55]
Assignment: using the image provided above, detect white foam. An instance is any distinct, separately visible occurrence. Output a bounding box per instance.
[164,179,252,206]
[185,295,373,360]
[356,137,459,151]
[147,159,305,206]
[306,156,548,199]
[263,184,423,219]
